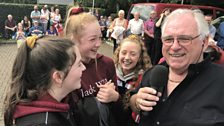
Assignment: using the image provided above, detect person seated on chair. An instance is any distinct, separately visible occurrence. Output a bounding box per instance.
[45,25,58,36]
[21,16,31,36]
[28,21,43,37]
[15,23,26,48]
[4,14,17,39]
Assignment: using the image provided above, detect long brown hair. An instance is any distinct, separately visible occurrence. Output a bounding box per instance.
[4,36,76,126]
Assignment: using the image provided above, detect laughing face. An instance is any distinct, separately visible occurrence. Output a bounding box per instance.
[77,21,102,63]
[162,13,206,72]
[118,41,141,75]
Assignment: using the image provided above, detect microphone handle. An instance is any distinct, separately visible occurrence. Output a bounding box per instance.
[140,87,159,116]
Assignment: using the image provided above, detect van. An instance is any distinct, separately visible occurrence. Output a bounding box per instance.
[127,3,224,21]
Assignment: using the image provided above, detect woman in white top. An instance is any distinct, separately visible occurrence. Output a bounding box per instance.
[53,8,61,24]
[110,10,128,52]
[53,8,63,36]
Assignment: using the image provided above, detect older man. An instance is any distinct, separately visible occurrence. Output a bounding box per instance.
[4,14,17,39]
[144,10,157,61]
[28,21,43,37]
[127,12,144,37]
[130,9,224,126]
[30,5,41,24]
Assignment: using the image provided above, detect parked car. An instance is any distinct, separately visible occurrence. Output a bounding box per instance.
[127,2,224,44]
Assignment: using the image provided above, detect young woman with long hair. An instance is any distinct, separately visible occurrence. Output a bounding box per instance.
[4,36,85,126]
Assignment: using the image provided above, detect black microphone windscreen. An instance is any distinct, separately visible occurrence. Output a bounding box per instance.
[150,65,169,90]
[141,65,169,116]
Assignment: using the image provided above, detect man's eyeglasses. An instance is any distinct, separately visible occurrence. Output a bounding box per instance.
[161,34,201,46]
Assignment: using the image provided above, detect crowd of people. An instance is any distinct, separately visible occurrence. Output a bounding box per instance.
[3,5,224,126]
[4,4,63,47]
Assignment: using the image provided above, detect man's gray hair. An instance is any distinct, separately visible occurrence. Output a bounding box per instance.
[118,10,125,15]
[161,9,209,40]
[8,14,12,18]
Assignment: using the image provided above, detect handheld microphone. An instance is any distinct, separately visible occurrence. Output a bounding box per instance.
[141,65,169,116]
[150,65,169,91]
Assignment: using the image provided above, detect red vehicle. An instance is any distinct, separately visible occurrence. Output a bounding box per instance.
[127,3,224,21]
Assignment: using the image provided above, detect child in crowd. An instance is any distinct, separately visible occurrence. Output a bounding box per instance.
[64,7,119,126]
[45,25,57,36]
[15,23,26,48]
[4,36,86,126]
[113,35,152,126]
[54,23,63,36]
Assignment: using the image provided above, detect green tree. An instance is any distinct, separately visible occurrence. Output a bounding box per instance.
[193,0,224,8]
[0,0,36,4]
[160,0,224,7]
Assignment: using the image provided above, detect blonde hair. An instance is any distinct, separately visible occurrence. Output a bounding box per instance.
[64,7,98,40]
[113,35,152,73]
[115,35,152,110]
[64,7,99,69]
[118,10,125,15]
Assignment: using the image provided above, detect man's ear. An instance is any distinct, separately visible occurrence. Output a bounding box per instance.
[52,71,64,85]
[202,36,209,51]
